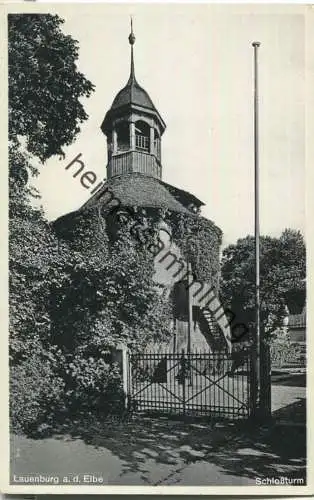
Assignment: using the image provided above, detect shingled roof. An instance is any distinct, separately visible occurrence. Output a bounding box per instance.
[53,173,222,244]
[160,180,205,209]
[81,173,191,215]
[101,31,166,136]
[111,79,156,112]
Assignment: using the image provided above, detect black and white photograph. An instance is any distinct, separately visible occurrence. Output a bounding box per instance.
[1,2,311,494]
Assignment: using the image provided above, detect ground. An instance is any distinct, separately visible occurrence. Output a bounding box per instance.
[10,374,306,486]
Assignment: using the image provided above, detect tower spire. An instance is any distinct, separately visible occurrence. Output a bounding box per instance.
[101,18,166,180]
[128,16,136,83]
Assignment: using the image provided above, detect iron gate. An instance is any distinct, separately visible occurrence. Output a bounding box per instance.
[127,350,254,420]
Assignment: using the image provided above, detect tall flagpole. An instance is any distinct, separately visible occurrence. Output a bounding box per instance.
[252,41,261,415]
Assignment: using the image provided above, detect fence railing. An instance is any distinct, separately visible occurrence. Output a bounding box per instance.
[128,350,253,420]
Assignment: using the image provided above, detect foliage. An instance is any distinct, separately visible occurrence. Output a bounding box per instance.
[171,212,222,290]
[51,213,172,354]
[9,192,55,364]
[10,201,172,431]
[8,13,94,165]
[9,12,95,364]
[40,212,171,416]
[10,350,65,434]
[64,360,125,416]
[8,13,112,432]
[270,340,305,368]
[220,229,306,340]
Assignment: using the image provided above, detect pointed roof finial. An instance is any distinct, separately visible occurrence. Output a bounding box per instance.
[129,16,135,45]
[128,16,136,82]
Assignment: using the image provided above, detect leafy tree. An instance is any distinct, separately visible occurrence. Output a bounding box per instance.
[9,12,94,348]
[8,14,94,431]
[9,190,70,431]
[8,14,94,167]
[220,229,306,341]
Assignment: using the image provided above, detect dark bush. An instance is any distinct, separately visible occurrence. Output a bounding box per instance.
[10,352,127,435]
[64,359,125,417]
[270,341,305,368]
[10,354,65,435]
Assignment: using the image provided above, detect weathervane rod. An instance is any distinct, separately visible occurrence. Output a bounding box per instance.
[128,16,136,80]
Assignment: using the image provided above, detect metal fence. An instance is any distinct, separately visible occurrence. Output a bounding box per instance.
[127,350,253,420]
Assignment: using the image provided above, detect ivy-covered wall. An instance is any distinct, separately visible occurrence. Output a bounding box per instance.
[53,205,222,355]
[54,205,223,292]
[170,212,222,291]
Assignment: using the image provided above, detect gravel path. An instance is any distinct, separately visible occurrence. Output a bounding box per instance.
[10,381,306,486]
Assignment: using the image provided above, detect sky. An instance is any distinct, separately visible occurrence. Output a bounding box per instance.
[33,3,305,247]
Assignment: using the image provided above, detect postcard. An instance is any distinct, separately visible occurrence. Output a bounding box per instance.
[0,1,312,495]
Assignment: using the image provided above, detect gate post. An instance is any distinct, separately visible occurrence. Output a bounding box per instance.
[249,348,258,419]
[112,344,129,409]
[249,342,272,422]
[260,341,272,420]
[181,349,186,415]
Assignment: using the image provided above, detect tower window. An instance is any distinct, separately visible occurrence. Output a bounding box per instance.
[135,120,149,152]
[116,121,129,152]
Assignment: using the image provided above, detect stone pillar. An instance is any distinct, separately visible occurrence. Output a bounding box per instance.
[130,122,136,150]
[112,344,129,409]
[150,126,155,154]
[112,129,117,154]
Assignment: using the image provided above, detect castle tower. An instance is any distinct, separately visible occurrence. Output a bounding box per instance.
[54,21,231,354]
[101,20,166,180]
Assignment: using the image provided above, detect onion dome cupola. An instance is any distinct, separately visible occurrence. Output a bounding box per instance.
[101,19,166,180]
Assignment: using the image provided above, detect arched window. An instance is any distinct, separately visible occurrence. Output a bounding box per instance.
[135,120,150,152]
[116,121,129,152]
